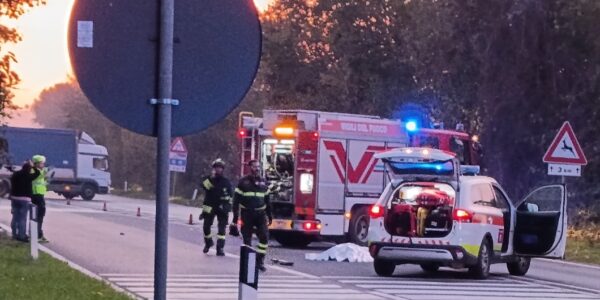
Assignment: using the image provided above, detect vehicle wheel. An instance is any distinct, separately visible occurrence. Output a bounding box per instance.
[349,207,370,246]
[507,257,531,276]
[469,238,492,279]
[81,184,96,201]
[274,233,312,248]
[420,263,440,273]
[63,193,76,200]
[374,259,395,277]
[0,180,9,197]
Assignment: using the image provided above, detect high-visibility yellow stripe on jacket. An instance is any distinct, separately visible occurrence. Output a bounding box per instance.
[32,168,47,195]
[203,179,214,190]
[242,192,265,197]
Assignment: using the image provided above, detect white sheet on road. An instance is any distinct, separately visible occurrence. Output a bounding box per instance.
[305,243,374,263]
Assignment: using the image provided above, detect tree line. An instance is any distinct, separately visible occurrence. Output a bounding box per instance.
[25,0,600,223]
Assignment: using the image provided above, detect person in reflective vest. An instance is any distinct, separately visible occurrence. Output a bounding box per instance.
[31,155,49,243]
[231,159,273,272]
[200,158,233,256]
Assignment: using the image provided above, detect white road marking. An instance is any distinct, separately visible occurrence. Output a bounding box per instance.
[538,258,600,271]
[334,275,600,300]
[103,274,383,300]
[508,275,600,295]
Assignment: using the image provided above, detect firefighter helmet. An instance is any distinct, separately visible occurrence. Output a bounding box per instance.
[212,158,225,168]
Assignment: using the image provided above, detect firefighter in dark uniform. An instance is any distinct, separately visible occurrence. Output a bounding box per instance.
[231,159,273,272]
[200,159,233,256]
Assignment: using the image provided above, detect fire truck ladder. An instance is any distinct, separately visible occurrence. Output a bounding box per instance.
[239,112,257,177]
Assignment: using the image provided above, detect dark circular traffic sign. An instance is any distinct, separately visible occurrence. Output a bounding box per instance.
[68,0,261,136]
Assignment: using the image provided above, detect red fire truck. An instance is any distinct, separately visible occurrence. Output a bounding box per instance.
[238,110,481,247]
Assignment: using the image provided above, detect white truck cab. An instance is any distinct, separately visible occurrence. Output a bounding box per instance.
[367,147,567,279]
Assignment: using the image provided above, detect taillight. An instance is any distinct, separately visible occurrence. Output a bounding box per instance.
[369,244,378,257]
[453,209,472,223]
[302,221,321,231]
[304,222,313,230]
[238,129,247,138]
[370,204,385,219]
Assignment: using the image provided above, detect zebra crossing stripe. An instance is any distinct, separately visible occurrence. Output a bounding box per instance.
[401,296,596,300]
[101,274,384,300]
[335,275,599,300]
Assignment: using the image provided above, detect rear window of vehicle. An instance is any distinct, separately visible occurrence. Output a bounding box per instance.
[387,159,454,176]
[390,182,456,206]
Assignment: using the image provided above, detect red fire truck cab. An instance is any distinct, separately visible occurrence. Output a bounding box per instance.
[238,110,481,247]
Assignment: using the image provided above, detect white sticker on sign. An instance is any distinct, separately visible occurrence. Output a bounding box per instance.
[548,163,582,177]
[77,21,93,48]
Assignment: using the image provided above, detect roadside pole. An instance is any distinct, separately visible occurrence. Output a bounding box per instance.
[154,0,175,298]
[239,245,259,300]
[29,205,38,260]
[171,172,177,197]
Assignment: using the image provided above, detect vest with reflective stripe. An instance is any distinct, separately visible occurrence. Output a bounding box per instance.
[32,168,47,195]
[235,175,269,211]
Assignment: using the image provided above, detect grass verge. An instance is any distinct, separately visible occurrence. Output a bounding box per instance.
[566,227,600,265]
[0,232,132,300]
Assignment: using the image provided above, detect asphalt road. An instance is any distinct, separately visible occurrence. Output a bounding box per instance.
[1,194,599,300]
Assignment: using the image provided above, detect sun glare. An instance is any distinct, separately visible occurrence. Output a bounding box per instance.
[254,0,276,13]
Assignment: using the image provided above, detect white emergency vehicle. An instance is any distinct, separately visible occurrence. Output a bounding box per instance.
[238,110,482,247]
[367,147,567,279]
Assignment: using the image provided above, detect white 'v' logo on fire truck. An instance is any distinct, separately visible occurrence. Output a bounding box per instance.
[323,141,387,184]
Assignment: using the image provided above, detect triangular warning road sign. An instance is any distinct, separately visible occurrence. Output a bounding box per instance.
[170,137,188,154]
[543,121,587,165]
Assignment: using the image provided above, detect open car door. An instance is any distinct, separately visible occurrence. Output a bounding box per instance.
[513,185,567,258]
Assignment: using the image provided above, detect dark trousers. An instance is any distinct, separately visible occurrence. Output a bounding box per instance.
[240,210,269,262]
[203,209,229,249]
[31,195,46,238]
[10,200,29,240]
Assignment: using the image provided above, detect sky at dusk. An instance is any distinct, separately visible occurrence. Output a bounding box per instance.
[4,0,271,127]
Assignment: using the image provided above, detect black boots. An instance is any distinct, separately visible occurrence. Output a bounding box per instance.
[216,239,225,256]
[203,238,214,254]
[257,253,267,272]
[204,238,226,256]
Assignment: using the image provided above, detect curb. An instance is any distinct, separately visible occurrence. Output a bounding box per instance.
[0,222,142,300]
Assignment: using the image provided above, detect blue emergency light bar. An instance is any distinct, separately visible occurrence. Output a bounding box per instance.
[460,165,481,176]
[388,160,454,176]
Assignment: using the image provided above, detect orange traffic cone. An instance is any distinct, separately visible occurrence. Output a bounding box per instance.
[136,207,141,217]
[103,201,107,211]
[188,214,194,225]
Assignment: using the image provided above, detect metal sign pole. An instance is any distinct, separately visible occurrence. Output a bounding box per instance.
[154,0,175,299]
[171,172,177,197]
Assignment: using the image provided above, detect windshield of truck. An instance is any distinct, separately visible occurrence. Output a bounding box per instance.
[387,159,454,176]
[93,157,109,171]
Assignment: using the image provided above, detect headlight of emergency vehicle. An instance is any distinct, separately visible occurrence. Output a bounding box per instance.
[300,173,314,194]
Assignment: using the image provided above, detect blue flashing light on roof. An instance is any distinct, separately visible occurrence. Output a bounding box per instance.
[406,120,418,132]
[387,160,455,176]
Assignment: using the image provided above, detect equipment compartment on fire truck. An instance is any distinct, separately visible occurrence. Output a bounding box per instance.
[238,110,481,247]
